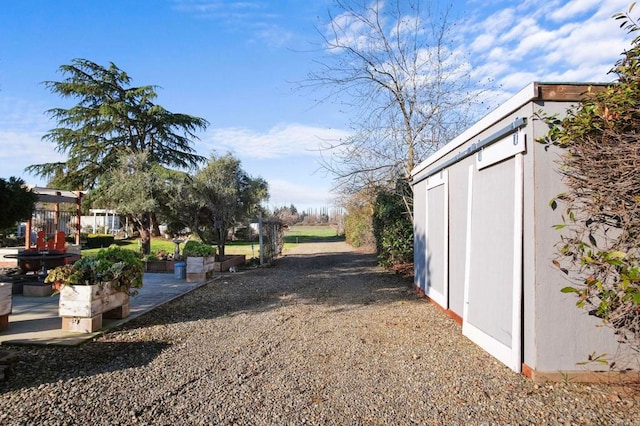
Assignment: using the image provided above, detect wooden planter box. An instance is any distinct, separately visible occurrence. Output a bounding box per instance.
[23,283,53,297]
[186,256,215,282]
[144,260,175,273]
[59,281,130,333]
[214,255,246,272]
[0,282,12,331]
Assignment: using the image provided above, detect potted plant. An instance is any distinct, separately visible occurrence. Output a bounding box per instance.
[45,245,143,332]
[44,264,75,291]
[183,241,216,282]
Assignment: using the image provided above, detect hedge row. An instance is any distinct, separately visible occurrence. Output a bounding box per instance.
[86,234,115,248]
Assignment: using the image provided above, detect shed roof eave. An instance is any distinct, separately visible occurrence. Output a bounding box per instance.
[410,81,610,179]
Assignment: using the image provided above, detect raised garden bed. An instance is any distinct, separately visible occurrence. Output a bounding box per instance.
[186,256,215,282]
[214,255,246,272]
[59,281,130,333]
[0,282,12,331]
[144,260,175,273]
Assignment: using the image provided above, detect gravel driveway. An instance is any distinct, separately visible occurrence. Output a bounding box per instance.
[0,241,638,425]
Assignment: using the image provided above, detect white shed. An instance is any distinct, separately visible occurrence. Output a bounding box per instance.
[411,82,638,382]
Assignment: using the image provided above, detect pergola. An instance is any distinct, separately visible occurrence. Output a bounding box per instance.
[24,187,84,249]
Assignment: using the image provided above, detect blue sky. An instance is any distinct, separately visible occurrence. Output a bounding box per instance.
[0,0,634,211]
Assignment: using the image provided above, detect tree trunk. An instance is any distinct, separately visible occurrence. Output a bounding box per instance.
[140,227,151,255]
[217,225,225,259]
[150,212,161,237]
[134,212,152,255]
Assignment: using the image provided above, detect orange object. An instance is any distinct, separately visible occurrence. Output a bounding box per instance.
[36,231,46,251]
[55,231,66,252]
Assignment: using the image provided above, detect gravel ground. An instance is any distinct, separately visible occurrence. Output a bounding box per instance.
[0,241,639,425]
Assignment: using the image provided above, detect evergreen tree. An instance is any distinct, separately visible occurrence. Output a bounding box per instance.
[27,58,208,189]
[0,177,38,231]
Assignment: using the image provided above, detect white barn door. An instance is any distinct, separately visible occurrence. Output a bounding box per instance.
[424,171,449,308]
[463,132,524,372]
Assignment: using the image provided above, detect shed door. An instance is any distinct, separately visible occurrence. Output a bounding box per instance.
[424,171,448,308]
[462,132,524,372]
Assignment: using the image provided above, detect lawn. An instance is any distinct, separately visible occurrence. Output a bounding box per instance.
[283,225,344,244]
[82,238,260,259]
[81,225,344,258]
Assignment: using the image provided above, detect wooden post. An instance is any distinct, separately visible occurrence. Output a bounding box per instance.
[75,192,82,245]
[54,191,61,245]
[24,218,32,249]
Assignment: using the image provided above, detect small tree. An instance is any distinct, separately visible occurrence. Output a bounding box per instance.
[154,170,199,237]
[0,177,38,231]
[342,188,376,248]
[273,204,301,226]
[538,5,640,352]
[96,151,164,255]
[192,154,269,258]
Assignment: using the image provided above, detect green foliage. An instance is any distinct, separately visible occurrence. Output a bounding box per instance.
[182,240,217,258]
[26,58,208,190]
[143,253,159,262]
[143,249,169,261]
[86,234,115,249]
[344,207,373,248]
[46,245,143,295]
[95,151,166,254]
[153,169,195,237]
[372,181,413,267]
[342,189,375,248]
[538,5,640,351]
[0,177,38,230]
[283,225,343,243]
[192,153,269,258]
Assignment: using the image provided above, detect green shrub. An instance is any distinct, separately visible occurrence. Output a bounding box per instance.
[182,240,217,257]
[372,182,413,267]
[86,233,115,248]
[344,208,374,248]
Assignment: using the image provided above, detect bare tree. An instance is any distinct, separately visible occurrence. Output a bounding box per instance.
[307,0,486,199]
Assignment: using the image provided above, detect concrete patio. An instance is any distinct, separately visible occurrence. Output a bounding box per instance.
[0,273,211,346]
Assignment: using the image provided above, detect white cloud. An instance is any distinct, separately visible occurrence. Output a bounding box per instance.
[171,0,294,49]
[0,130,61,185]
[0,96,60,184]
[202,123,351,159]
[470,33,495,52]
[267,178,333,209]
[461,0,633,101]
[498,71,540,92]
[549,0,607,22]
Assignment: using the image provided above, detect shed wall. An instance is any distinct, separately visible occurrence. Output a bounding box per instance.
[530,103,636,372]
[412,82,638,377]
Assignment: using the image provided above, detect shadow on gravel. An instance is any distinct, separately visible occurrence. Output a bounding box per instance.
[117,249,417,330]
[0,340,170,393]
[0,249,416,393]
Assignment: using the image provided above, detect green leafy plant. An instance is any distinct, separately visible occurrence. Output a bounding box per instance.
[143,253,159,262]
[537,4,640,352]
[372,180,413,268]
[182,240,217,258]
[46,245,143,295]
